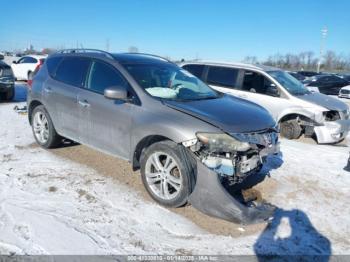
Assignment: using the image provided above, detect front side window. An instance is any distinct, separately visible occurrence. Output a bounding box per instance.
[123,63,220,101]
[242,71,280,97]
[268,70,310,96]
[207,66,238,88]
[55,57,90,87]
[87,61,127,94]
[182,64,205,79]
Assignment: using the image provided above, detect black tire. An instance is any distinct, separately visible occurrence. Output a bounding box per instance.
[140,140,194,208]
[280,119,302,139]
[5,88,15,101]
[31,105,62,148]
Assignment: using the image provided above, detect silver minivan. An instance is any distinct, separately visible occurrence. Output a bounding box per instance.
[181,61,350,144]
[28,50,280,223]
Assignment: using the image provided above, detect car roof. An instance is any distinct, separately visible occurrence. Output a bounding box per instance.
[112,53,170,64]
[180,60,279,72]
[23,55,47,59]
[50,50,171,65]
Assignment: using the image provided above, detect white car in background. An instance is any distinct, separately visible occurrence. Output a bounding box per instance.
[11,55,46,80]
[181,61,350,144]
[339,85,350,99]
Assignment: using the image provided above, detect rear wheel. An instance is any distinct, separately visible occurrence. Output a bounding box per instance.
[31,105,61,148]
[280,119,302,139]
[140,141,194,207]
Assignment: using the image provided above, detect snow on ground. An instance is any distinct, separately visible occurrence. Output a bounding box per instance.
[0,95,349,255]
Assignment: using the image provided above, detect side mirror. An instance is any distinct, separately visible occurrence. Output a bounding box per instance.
[104,86,128,101]
[267,84,280,97]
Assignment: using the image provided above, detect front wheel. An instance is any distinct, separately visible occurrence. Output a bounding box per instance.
[280,119,302,139]
[140,141,194,207]
[31,105,61,148]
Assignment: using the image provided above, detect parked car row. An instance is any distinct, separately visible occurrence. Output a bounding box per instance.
[287,70,350,97]
[26,49,350,224]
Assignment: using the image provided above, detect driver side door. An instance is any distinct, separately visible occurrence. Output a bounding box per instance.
[77,60,134,159]
[235,70,291,120]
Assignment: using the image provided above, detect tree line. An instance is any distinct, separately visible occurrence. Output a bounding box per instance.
[243,51,350,72]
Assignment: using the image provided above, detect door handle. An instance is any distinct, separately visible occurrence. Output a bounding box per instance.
[44,87,52,93]
[78,99,90,108]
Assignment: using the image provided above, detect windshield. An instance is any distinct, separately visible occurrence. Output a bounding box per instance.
[268,70,310,96]
[123,63,220,101]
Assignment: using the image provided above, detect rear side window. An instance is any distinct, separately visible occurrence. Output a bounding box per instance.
[46,56,63,77]
[207,66,238,88]
[20,57,37,63]
[87,61,127,94]
[182,64,205,79]
[55,57,90,87]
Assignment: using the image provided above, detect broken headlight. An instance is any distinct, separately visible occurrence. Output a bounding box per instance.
[196,132,250,152]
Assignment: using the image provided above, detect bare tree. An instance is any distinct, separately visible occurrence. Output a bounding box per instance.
[128,46,139,53]
[258,50,350,72]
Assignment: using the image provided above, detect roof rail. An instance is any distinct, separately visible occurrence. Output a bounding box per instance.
[56,48,114,59]
[126,52,172,63]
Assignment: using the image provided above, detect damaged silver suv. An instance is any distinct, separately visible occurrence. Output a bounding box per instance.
[28,49,280,223]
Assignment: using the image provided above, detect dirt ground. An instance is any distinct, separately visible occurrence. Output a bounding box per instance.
[50,142,268,237]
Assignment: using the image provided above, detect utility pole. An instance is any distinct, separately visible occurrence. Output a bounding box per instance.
[317,27,328,73]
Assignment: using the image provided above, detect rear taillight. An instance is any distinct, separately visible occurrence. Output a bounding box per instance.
[27,79,33,88]
[28,59,44,89]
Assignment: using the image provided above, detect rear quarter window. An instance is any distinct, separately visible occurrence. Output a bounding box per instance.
[207,66,239,88]
[54,57,90,87]
[46,56,63,77]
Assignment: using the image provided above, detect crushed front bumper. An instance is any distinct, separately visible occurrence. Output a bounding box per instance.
[189,159,276,224]
[314,119,350,144]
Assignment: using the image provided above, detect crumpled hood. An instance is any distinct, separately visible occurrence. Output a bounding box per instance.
[298,92,348,111]
[164,95,276,133]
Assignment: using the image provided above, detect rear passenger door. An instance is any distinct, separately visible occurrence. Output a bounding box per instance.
[77,60,134,159]
[45,56,91,140]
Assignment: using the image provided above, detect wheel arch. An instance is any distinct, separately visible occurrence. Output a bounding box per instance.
[132,135,174,171]
[28,100,43,124]
[278,112,314,124]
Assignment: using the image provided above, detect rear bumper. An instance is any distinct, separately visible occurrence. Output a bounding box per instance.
[189,158,276,224]
[314,119,350,144]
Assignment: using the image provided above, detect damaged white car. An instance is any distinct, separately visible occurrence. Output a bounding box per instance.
[28,50,281,224]
[181,62,350,144]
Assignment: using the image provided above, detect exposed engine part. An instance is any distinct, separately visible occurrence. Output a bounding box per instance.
[188,130,279,186]
[202,156,234,176]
